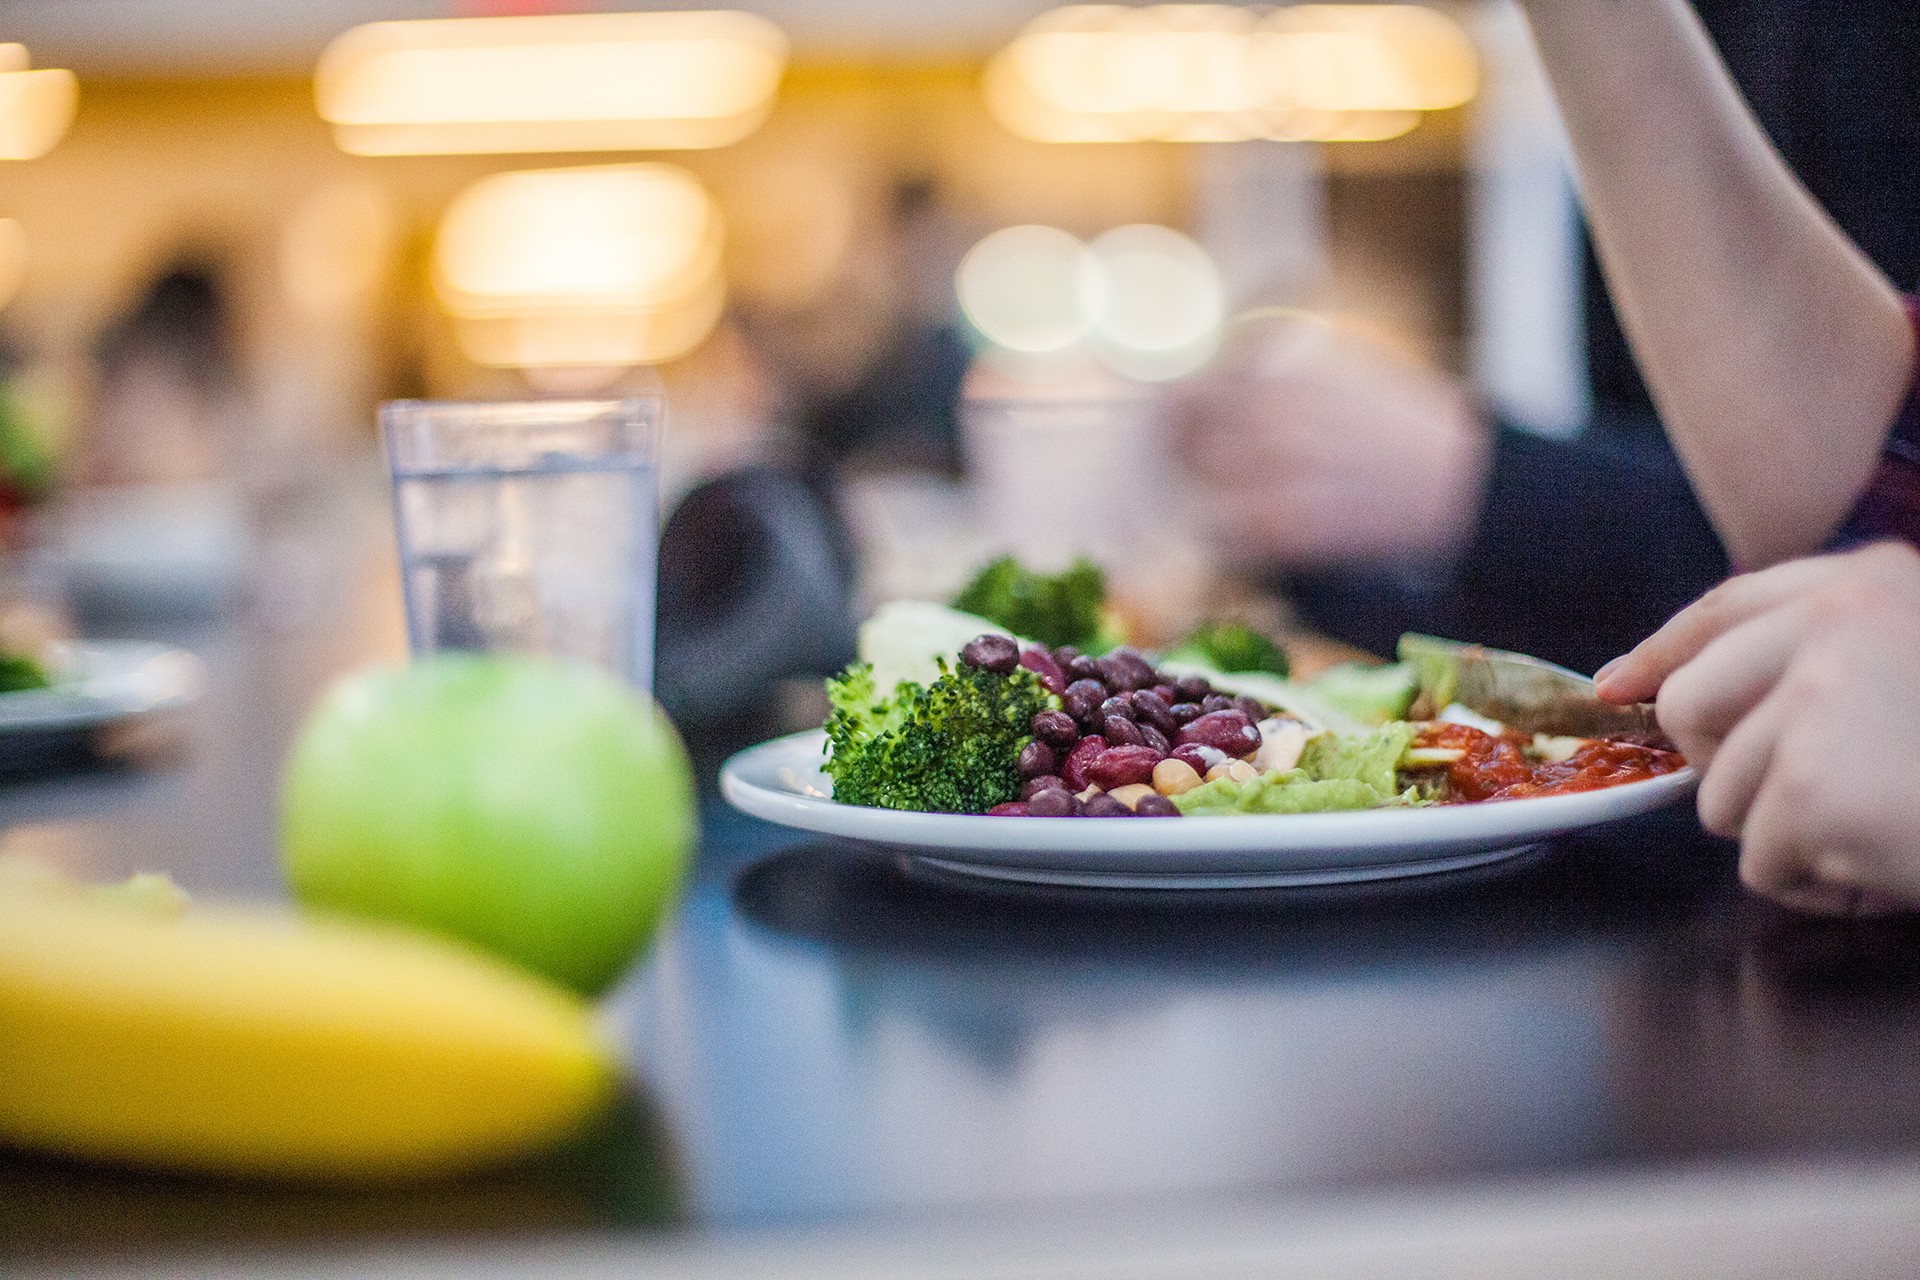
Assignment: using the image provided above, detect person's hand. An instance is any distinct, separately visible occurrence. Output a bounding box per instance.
[1168,314,1491,567]
[1595,542,1920,916]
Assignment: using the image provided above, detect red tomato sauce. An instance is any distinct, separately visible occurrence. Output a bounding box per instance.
[1414,722,1686,803]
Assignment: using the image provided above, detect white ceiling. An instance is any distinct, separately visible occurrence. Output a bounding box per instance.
[2,1,1062,73]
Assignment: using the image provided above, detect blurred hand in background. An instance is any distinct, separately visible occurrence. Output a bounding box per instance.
[1170,313,1491,570]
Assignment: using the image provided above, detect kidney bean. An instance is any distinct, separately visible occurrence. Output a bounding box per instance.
[1053,645,1081,666]
[1067,655,1101,682]
[1096,649,1156,692]
[1082,792,1132,818]
[1173,675,1212,703]
[1134,794,1180,817]
[1063,679,1106,724]
[1099,695,1135,722]
[1151,683,1176,705]
[1061,735,1108,791]
[1233,695,1269,724]
[1169,702,1203,725]
[1200,693,1233,714]
[1030,709,1079,749]
[960,633,1019,674]
[1019,645,1068,695]
[1130,689,1178,735]
[987,801,1030,816]
[1103,715,1145,747]
[1021,774,1065,801]
[1139,723,1171,755]
[1026,787,1079,818]
[1018,740,1057,779]
[1177,710,1262,758]
[1171,744,1214,775]
[1086,744,1163,790]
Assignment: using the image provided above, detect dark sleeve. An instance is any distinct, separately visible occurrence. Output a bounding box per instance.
[1440,419,1729,674]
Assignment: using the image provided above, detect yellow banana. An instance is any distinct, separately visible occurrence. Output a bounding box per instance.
[0,859,617,1179]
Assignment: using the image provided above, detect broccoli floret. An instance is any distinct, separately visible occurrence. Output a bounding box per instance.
[950,556,1107,651]
[1161,620,1290,678]
[822,658,1058,814]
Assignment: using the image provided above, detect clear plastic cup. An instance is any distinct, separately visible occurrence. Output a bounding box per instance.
[379,398,661,692]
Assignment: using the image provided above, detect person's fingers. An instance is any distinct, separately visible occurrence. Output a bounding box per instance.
[1594,556,1850,704]
[1651,599,1814,763]
[1736,736,1884,917]
[1690,685,1787,837]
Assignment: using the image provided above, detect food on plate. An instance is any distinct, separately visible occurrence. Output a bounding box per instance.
[0,647,48,692]
[280,654,694,996]
[819,585,1684,818]
[0,856,615,1179]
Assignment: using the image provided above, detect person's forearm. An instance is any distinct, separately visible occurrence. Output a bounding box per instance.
[1517,0,1913,568]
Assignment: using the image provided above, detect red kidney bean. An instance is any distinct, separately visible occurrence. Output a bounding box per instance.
[1030,709,1079,749]
[1177,710,1261,757]
[1099,695,1135,721]
[1200,693,1233,714]
[1026,787,1079,818]
[1086,744,1162,790]
[1173,675,1212,703]
[1233,695,1269,724]
[1151,683,1177,705]
[1082,793,1132,818]
[1096,649,1156,692]
[1021,774,1064,801]
[1171,744,1213,775]
[1063,679,1106,724]
[1067,655,1101,682]
[987,801,1029,816]
[1140,723,1171,755]
[1169,702,1203,725]
[1103,715,1145,747]
[1019,645,1068,695]
[1130,689,1178,735]
[1134,794,1180,817]
[960,633,1019,674]
[1018,740,1057,779]
[1053,645,1081,665]
[1061,735,1108,791]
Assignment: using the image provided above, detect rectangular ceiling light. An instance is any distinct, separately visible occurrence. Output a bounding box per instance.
[316,11,787,156]
[0,43,78,160]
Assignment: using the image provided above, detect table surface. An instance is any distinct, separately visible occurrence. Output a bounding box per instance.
[5,503,1920,1270]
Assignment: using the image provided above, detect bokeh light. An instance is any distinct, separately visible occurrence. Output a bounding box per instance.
[958,223,1224,381]
[955,225,1102,354]
[434,163,726,369]
[985,3,1475,144]
[0,44,78,161]
[1087,224,1224,380]
[316,11,787,156]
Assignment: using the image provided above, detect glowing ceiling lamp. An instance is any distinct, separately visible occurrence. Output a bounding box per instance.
[316,11,787,156]
[433,163,726,369]
[0,44,78,160]
[985,4,1476,144]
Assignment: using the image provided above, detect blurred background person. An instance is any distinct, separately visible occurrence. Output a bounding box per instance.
[1174,0,1920,676]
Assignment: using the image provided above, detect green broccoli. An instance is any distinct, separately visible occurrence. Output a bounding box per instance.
[822,658,1058,814]
[1161,620,1290,678]
[950,556,1107,651]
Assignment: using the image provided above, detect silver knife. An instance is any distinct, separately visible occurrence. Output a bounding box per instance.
[1396,633,1665,741]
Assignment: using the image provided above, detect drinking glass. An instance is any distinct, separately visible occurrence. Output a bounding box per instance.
[380,398,661,692]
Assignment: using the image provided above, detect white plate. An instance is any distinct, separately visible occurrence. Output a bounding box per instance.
[0,640,206,735]
[720,730,1699,890]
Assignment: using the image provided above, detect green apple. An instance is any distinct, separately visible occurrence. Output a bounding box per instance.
[280,654,694,997]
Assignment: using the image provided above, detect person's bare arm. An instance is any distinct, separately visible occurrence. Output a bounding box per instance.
[1519,0,1913,568]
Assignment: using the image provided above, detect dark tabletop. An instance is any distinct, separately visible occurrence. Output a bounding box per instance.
[5,522,1920,1270]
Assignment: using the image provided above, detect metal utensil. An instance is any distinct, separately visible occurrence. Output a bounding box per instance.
[1397,634,1665,740]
